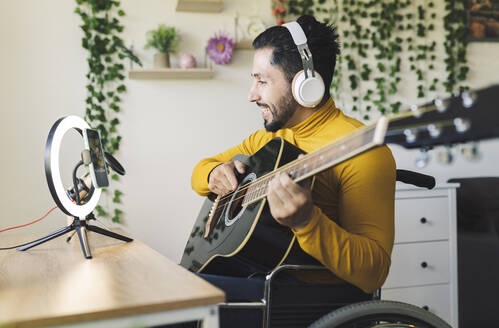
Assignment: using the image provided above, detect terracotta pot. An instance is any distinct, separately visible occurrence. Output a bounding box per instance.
[153,53,170,68]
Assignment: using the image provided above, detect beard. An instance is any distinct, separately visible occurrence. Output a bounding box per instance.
[260,91,298,132]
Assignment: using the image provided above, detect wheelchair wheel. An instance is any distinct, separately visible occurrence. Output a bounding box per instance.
[308,300,452,328]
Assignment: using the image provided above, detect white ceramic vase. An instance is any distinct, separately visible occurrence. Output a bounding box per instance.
[153,53,170,68]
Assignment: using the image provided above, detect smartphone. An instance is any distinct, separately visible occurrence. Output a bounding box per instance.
[83,128,109,188]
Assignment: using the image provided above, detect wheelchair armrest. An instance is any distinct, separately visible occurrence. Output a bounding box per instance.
[265,264,381,300]
[396,169,435,189]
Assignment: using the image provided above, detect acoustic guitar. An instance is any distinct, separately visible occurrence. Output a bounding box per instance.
[180,85,499,275]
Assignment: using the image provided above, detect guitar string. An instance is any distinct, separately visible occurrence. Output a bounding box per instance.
[213,132,363,206]
[211,101,440,211]
[214,121,381,206]
[212,124,378,210]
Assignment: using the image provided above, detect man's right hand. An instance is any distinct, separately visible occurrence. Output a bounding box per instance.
[208,160,246,195]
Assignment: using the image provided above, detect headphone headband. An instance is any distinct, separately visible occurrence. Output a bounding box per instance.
[282,22,315,79]
[282,21,307,46]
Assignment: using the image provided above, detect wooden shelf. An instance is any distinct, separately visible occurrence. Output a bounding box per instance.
[235,39,253,50]
[176,0,223,13]
[129,68,214,80]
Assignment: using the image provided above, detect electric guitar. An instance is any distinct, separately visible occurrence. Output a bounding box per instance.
[180,85,499,275]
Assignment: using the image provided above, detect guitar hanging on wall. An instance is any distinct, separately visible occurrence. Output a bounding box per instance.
[180,85,499,275]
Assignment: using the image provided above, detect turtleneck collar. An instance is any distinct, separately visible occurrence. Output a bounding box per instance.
[288,97,338,138]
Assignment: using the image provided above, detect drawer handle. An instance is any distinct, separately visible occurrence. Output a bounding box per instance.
[421,261,428,268]
[420,217,427,224]
[422,305,429,311]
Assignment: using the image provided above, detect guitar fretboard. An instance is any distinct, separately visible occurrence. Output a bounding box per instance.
[242,121,385,207]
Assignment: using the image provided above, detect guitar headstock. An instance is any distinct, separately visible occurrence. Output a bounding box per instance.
[384,85,499,149]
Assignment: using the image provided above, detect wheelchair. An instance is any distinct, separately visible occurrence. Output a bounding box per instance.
[219,169,452,328]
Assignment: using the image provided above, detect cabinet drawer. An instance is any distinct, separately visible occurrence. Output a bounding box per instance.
[381,284,451,326]
[383,241,449,288]
[395,197,449,243]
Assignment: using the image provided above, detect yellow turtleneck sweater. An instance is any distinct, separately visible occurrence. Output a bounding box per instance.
[191,98,396,293]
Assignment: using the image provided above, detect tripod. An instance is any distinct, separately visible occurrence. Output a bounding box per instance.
[17,212,132,258]
[18,159,133,259]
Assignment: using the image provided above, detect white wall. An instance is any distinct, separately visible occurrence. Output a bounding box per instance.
[0,0,497,263]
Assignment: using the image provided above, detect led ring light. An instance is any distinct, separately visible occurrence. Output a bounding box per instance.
[45,116,101,217]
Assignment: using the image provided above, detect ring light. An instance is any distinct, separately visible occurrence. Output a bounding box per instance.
[17,115,132,258]
[45,115,102,217]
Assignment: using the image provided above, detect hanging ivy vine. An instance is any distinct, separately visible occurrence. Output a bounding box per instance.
[280,0,469,122]
[333,0,408,120]
[272,0,337,25]
[75,0,141,222]
[443,0,469,93]
[372,0,405,116]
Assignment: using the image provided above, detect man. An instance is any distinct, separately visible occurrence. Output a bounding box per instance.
[189,15,396,327]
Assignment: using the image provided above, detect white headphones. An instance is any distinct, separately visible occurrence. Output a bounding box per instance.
[282,21,325,108]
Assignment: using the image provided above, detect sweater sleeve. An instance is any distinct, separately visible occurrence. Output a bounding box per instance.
[293,146,396,293]
[191,132,267,196]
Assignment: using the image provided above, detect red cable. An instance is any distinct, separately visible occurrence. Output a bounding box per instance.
[0,206,59,233]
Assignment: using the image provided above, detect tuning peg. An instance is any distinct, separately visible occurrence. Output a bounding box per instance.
[427,124,442,138]
[437,146,454,165]
[404,129,417,143]
[461,142,482,161]
[415,148,430,168]
[434,98,449,113]
[454,117,471,133]
[410,104,422,118]
[461,91,477,109]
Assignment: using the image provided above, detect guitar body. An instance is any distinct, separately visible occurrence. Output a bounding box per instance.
[180,137,318,275]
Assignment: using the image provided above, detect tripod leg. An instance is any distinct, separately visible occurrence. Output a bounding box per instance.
[17,225,74,251]
[86,225,133,243]
[76,225,92,259]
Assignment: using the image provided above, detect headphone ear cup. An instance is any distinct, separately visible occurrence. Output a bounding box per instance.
[291,70,325,108]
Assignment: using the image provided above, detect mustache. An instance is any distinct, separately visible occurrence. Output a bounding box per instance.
[256,102,269,108]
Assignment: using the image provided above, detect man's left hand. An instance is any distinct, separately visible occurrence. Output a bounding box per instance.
[267,171,313,232]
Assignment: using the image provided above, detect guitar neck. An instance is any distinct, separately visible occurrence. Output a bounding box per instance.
[242,117,388,206]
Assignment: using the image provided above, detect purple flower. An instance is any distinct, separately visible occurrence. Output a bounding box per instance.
[205,32,235,65]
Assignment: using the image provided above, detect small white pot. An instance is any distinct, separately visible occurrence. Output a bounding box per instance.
[153,53,170,68]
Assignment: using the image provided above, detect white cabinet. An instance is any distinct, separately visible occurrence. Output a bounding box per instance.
[382,183,459,327]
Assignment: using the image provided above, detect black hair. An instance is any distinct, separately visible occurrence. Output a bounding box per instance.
[252,15,340,105]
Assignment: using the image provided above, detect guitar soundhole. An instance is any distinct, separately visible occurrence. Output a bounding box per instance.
[225,173,256,226]
[228,188,245,220]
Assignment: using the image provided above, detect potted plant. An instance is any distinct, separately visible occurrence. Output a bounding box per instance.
[145,24,180,68]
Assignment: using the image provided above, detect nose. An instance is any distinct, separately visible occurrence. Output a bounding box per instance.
[248,82,260,103]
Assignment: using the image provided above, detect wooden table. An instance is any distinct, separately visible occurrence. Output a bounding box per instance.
[0,229,225,327]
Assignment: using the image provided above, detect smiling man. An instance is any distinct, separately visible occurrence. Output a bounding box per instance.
[188,15,396,328]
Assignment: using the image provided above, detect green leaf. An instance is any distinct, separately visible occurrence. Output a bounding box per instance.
[117,84,126,93]
[377,62,386,72]
[112,208,122,223]
[113,189,123,203]
[95,205,108,217]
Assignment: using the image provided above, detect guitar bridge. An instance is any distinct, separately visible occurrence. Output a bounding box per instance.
[204,195,221,238]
